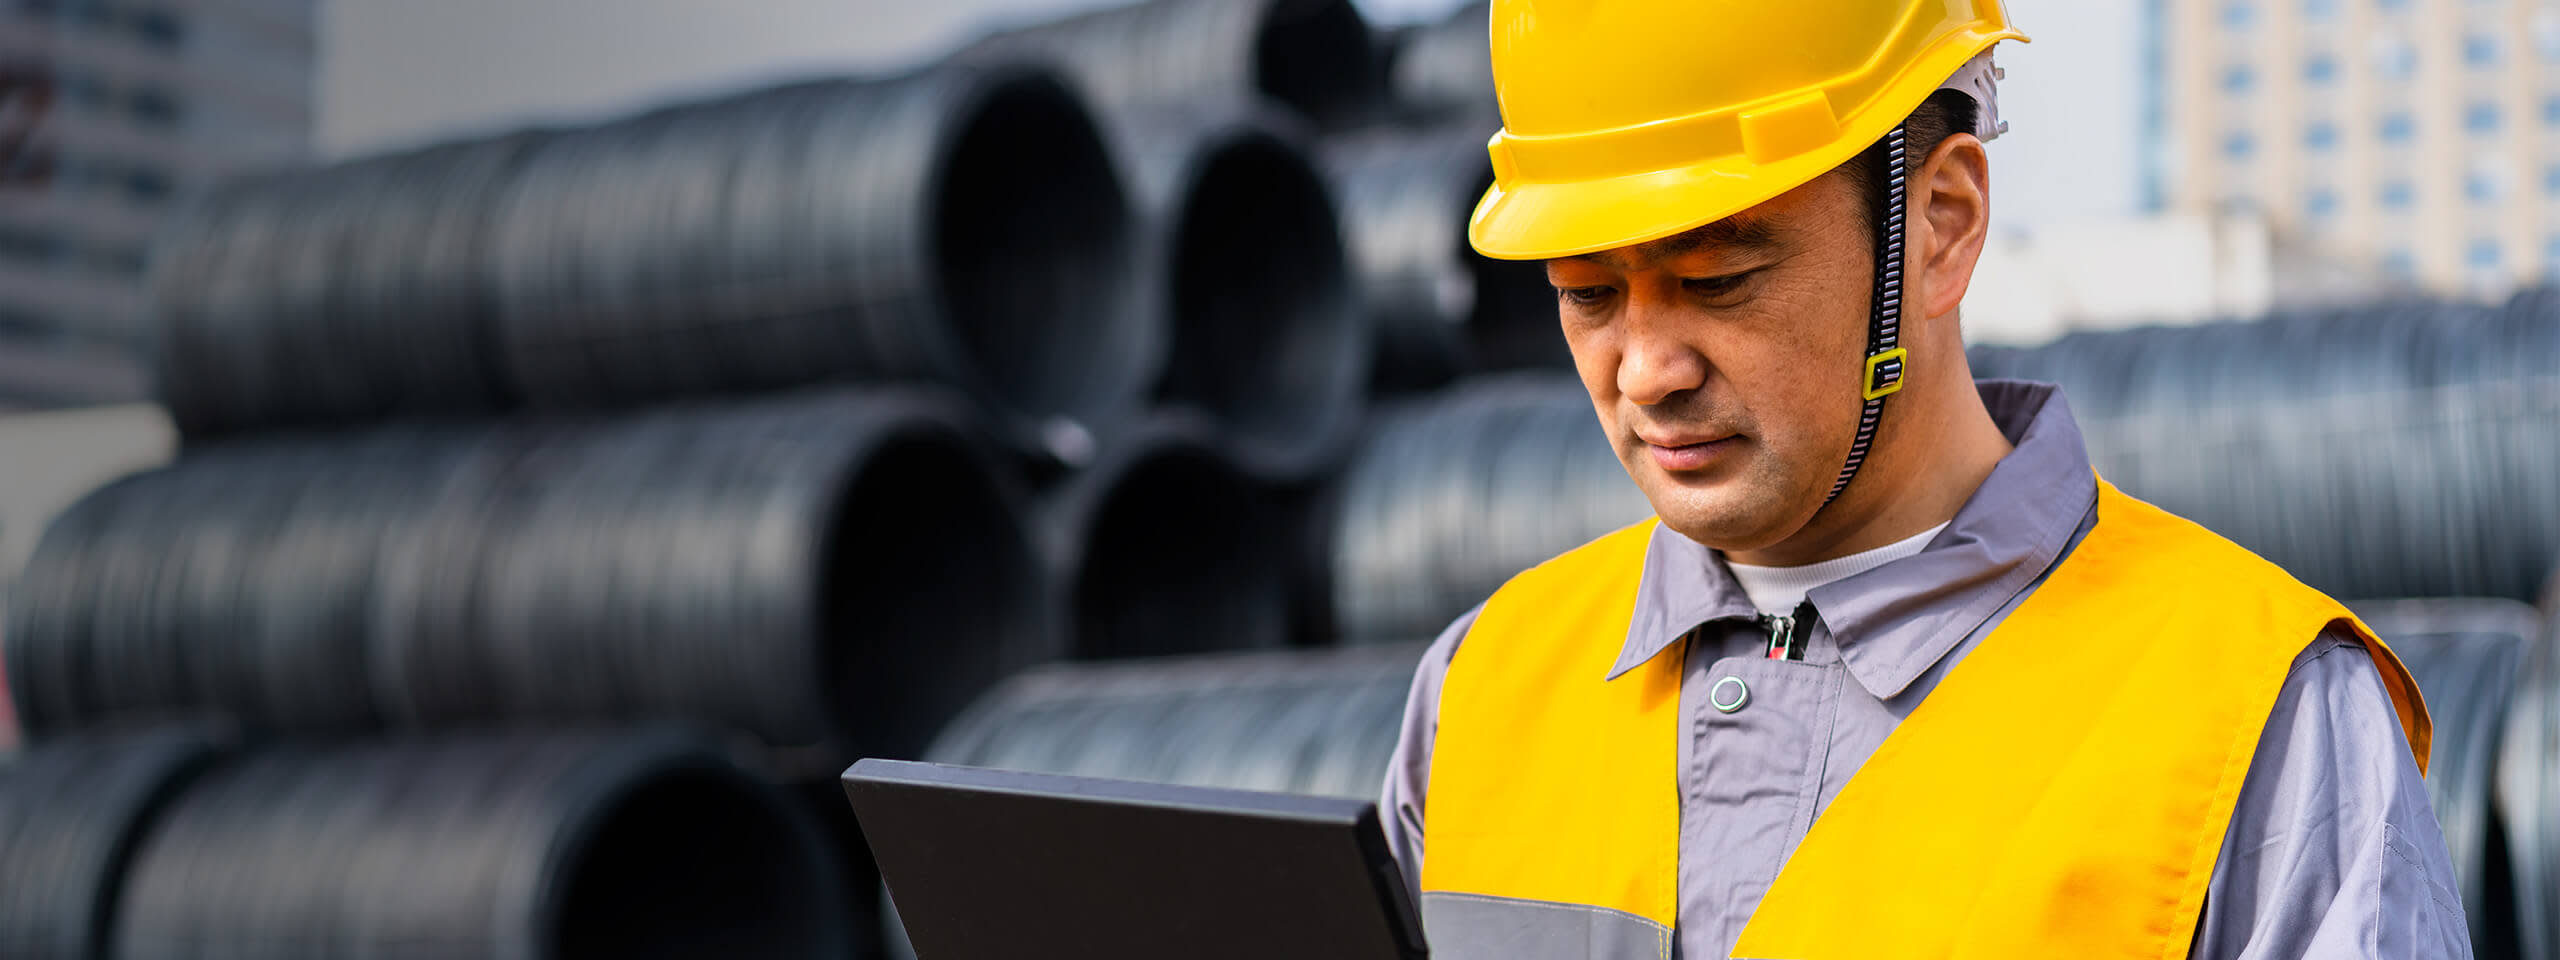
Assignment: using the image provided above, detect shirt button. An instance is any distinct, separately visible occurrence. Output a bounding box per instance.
[1710,675,1750,713]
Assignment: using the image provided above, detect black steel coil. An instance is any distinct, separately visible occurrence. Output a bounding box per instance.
[489,66,1152,451]
[930,643,1423,798]
[149,64,1149,453]
[1381,1,1494,123]
[0,730,218,960]
[1043,415,1307,660]
[7,389,1052,767]
[2354,598,2537,956]
[3,426,470,735]
[1112,109,1367,473]
[1322,124,1564,390]
[2501,596,2560,960]
[111,731,849,959]
[1969,293,2560,602]
[149,133,540,437]
[1325,372,1652,643]
[964,0,1376,126]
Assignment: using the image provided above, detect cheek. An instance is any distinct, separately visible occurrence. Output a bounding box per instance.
[1729,275,1872,449]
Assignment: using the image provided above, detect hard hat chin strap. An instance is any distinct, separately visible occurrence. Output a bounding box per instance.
[1823,122,1911,507]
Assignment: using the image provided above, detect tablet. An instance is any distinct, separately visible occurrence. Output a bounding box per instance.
[843,758,1428,959]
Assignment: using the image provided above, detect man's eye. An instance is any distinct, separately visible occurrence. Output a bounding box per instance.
[1555,285,1613,305]
[1682,272,1756,297]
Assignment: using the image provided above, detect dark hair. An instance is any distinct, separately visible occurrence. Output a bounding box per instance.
[1841,89,1979,229]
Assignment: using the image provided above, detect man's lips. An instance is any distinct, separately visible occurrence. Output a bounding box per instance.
[1643,433,1740,472]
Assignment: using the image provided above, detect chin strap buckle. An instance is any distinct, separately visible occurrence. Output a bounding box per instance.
[1861,347,1909,401]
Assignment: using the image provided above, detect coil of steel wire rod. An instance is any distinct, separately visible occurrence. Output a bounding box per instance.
[2354,598,2538,956]
[1381,1,1494,122]
[963,0,1375,125]
[3,426,471,736]
[487,65,1151,452]
[1967,293,2560,602]
[1323,124,1564,390]
[370,389,1055,766]
[1110,109,1366,473]
[149,64,1149,453]
[1043,415,1307,660]
[2501,595,2560,960]
[111,731,849,960]
[931,643,1424,798]
[0,730,219,960]
[7,390,1052,766]
[1325,373,1652,643]
[149,133,543,437]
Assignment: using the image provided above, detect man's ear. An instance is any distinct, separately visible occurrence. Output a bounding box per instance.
[1908,132,1990,321]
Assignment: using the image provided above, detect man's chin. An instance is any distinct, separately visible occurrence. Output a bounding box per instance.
[1643,495,1801,554]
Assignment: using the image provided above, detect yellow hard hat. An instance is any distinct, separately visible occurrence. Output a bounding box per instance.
[1469,0,2028,260]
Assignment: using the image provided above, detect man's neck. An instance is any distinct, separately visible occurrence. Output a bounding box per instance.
[1725,375,2013,568]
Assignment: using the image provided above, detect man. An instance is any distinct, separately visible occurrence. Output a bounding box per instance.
[1380,2,2470,958]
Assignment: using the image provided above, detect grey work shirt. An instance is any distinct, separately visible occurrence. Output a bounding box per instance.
[1380,380,2473,960]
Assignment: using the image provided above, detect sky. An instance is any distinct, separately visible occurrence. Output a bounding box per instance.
[316,0,2148,229]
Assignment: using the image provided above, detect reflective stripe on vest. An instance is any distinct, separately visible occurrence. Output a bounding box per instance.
[1420,480,2430,960]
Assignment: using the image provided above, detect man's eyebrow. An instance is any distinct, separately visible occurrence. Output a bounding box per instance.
[1560,216,1785,270]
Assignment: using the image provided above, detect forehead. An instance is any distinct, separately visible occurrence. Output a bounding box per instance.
[1558,216,1783,271]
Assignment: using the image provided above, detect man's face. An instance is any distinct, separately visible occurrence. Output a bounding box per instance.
[1544,171,1874,551]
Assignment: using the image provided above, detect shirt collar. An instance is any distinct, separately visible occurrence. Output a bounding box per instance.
[1609,380,2099,698]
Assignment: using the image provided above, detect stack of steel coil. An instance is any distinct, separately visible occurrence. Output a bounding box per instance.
[1324,373,1651,642]
[0,730,216,960]
[1323,123,1563,390]
[152,64,1148,454]
[1379,1,1495,124]
[8,731,848,960]
[1971,292,2560,602]
[1042,415,1309,660]
[962,0,1377,126]
[2501,591,2560,960]
[6,389,1050,767]
[1112,109,1366,472]
[928,643,1423,800]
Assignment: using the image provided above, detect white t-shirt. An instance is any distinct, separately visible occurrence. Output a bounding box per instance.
[1723,521,1950,617]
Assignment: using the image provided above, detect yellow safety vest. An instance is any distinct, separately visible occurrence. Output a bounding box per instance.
[1420,480,2430,959]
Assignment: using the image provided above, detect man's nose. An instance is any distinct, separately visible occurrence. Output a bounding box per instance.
[1617,296,1710,406]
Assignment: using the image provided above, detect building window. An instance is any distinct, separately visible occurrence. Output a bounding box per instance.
[2466,33,2503,67]
[2222,132,2257,159]
[2375,39,2417,78]
[2305,122,2339,149]
[2222,65,2257,93]
[2469,169,2506,203]
[2382,249,2417,277]
[2304,54,2339,84]
[2223,2,2256,27]
[2304,0,2339,19]
[2306,187,2340,218]
[2466,101,2502,134]
[2545,164,2560,194]
[2544,235,2560,267]
[2468,237,2502,268]
[2380,112,2417,142]
[2382,179,2416,209]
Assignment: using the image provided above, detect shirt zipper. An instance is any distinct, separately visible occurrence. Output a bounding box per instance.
[1759,600,1815,661]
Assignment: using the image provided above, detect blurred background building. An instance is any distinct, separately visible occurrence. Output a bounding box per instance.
[2164,0,2560,299]
[0,0,313,410]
